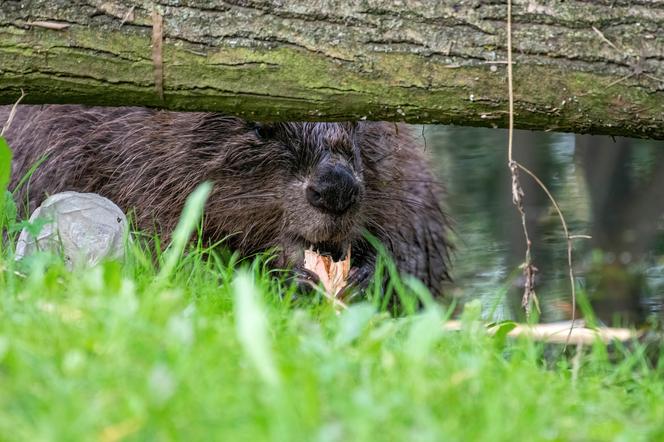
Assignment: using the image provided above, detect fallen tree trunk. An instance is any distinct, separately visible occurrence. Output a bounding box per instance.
[1,1,663,138]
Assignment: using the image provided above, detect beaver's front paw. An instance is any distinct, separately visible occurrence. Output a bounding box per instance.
[289,266,321,294]
[337,262,375,302]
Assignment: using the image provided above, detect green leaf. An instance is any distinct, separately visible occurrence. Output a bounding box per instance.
[491,321,518,350]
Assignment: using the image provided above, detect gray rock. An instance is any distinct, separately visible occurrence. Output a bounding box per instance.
[15,191,128,268]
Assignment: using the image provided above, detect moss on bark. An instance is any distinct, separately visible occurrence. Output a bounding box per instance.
[1,0,663,138]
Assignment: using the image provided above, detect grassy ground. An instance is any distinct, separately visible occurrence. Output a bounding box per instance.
[2,244,664,442]
[1,146,664,441]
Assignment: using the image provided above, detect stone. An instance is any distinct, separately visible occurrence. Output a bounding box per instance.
[15,191,128,268]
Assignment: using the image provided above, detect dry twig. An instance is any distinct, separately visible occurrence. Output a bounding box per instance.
[505,1,588,341]
[591,26,621,52]
[1,89,26,136]
[592,26,664,87]
[506,0,539,316]
[120,6,136,26]
[515,163,588,343]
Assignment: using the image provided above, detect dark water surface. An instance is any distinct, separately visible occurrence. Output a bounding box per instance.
[425,125,664,326]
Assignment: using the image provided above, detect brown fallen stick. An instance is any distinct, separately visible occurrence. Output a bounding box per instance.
[443,320,639,345]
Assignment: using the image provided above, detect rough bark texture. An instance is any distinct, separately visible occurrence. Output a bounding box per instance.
[1,0,663,138]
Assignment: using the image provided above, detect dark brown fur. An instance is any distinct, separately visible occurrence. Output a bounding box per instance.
[2,105,451,295]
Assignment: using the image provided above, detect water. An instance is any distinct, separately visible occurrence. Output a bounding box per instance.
[425,125,664,325]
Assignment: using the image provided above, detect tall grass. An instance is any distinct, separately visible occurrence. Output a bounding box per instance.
[1,242,663,440]
[0,143,663,440]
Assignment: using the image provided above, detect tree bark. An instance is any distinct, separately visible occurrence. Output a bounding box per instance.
[1,0,663,139]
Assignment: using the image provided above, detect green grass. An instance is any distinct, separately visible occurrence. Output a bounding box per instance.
[2,250,664,442]
[1,144,664,441]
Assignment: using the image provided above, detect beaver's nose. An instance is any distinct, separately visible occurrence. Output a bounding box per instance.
[306,164,360,215]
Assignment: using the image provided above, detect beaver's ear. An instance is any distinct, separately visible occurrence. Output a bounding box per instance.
[251,122,276,139]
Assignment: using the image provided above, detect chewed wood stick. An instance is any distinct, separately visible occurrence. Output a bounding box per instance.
[304,246,351,311]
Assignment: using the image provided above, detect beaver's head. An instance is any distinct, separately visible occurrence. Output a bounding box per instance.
[203,116,397,265]
[249,122,366,261]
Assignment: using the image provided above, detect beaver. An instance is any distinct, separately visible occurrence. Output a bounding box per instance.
[2,105,451,296]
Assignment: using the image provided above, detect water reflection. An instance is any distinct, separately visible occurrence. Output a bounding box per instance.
[426,125,664,326]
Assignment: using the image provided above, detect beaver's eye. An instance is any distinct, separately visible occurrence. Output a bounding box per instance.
[253,123,275,139]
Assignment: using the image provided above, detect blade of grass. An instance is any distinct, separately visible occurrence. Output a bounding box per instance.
[156,182,212,283]
[233,270,280,387]
[0,137,12,259]
[13,154,47,195]
[363,231,418,314]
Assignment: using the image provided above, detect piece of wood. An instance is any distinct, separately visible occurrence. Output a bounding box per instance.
[303,248,351,298]
[304,248,351,312]
[443,320,640,345]
[1,1,663,138]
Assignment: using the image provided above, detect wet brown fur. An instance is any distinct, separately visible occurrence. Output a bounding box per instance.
[2,105,451,295]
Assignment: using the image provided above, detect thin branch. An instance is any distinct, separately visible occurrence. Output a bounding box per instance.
[591,26,621,52]
[506,0,538,316]
[515,162,589,342]
[120,6,135,27]
[505,1,589,339]
[607,72,635,89]
[592,26,663,88]
[1,89,26,137]
[507,1,514,165]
